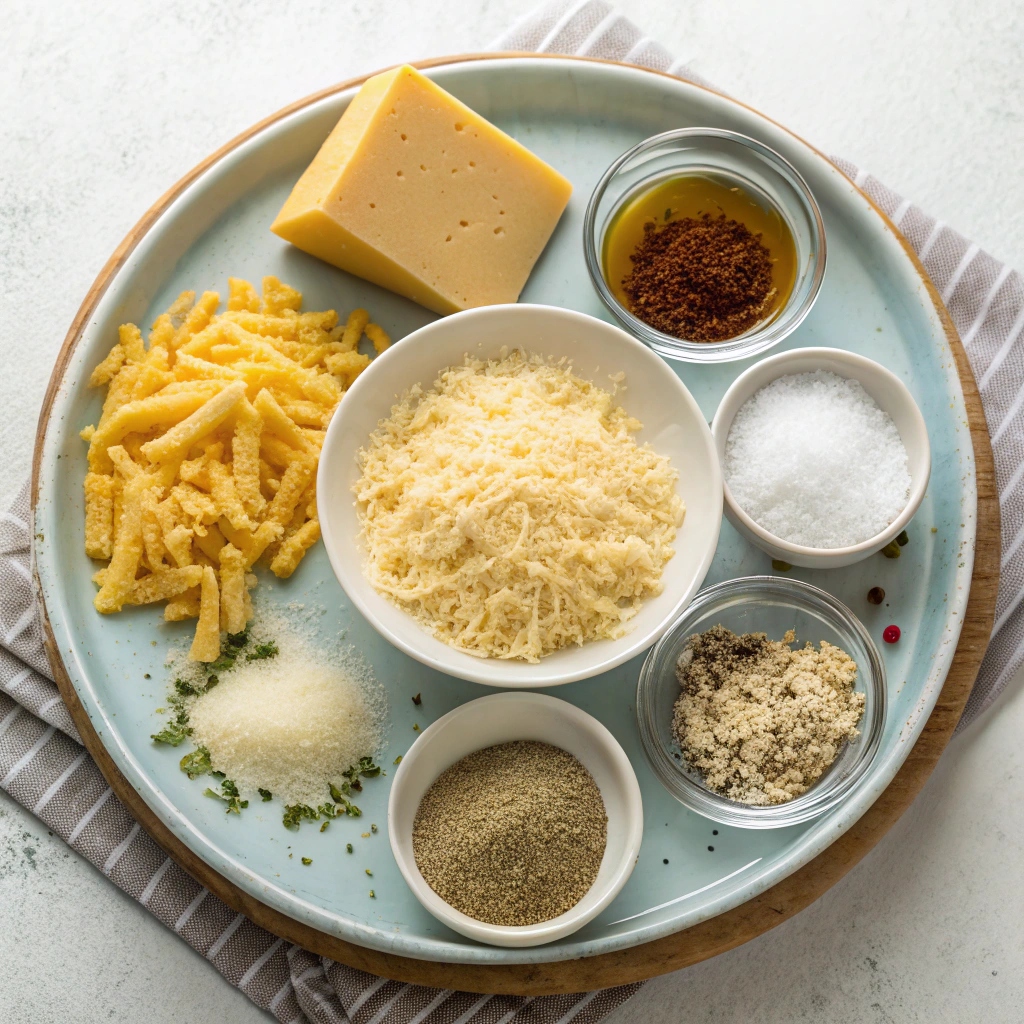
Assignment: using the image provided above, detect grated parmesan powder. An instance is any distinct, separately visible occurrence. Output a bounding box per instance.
[724,370,911,549]
[355,350,685,662]
[185,628,385,807]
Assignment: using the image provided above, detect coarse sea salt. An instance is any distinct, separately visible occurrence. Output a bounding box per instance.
[724,370,911,549]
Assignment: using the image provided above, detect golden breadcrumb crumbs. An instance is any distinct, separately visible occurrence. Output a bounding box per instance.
[672,625,865,805]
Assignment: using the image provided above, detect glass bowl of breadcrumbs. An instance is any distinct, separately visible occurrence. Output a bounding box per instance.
[636,576,886,828]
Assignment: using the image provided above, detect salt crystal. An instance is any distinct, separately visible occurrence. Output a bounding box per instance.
[724,370,911,549]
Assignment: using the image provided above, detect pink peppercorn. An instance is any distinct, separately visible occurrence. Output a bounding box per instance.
[883,625,901,644]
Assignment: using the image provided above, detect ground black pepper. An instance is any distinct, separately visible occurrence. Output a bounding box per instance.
[412,740,607,926]
[622,213,776,342]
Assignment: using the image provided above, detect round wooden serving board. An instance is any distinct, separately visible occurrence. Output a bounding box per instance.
[32,55,999,994]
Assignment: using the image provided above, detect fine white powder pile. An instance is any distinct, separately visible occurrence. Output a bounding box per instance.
[724,370,911,549]
[178,612,387,808]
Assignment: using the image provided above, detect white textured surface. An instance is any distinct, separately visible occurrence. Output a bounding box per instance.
[724,371,912,548]
[1,0,1022,1020]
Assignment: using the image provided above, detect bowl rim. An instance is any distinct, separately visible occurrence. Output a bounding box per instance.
[582,126,827,364]
[636,575,888,828]
[317,302,723,687]
[387,691,645,946]
[710,346,932,562]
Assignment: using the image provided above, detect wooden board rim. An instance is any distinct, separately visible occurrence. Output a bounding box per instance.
[30,53,999,995]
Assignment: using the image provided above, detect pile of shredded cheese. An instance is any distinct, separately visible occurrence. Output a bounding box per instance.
[355,350,685,662]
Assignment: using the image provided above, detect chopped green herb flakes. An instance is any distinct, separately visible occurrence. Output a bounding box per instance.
[247,641,279,661]
[205,778,248,814]
[281,774,373,830]
[151,719,190,746]
[353,757,381,778]
[282,804,320,830]
[180,746,213,780]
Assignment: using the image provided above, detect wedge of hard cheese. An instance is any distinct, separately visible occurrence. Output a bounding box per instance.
[271,65,573,315]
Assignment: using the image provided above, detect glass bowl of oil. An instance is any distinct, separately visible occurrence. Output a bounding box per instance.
[583,128,826,363]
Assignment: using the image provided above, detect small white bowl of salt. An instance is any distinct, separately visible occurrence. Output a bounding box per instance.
[712,347,931,569]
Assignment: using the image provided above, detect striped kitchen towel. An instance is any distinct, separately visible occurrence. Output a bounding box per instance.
[2,4,1020,1022]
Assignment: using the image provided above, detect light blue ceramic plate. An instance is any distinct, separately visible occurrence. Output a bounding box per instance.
[34,57,975,966]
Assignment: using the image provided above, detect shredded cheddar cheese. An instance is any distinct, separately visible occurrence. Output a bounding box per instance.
[354,350,685,662]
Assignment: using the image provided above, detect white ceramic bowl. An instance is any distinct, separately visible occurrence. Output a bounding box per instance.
[711,347,931,569]
[318,303,723,686]
[387,691,644,947]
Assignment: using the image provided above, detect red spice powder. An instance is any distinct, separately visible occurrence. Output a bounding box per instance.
[622,213,776,342]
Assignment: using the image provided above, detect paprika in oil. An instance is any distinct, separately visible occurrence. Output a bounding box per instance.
[602,173,798,342]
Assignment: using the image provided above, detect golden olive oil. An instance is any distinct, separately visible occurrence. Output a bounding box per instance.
[602,173,798,335]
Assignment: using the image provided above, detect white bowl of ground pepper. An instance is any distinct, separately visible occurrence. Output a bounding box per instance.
[636,576,886,828]
[388,691,643,946]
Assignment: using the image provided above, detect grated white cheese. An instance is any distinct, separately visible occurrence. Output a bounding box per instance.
[354,350,685,662]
